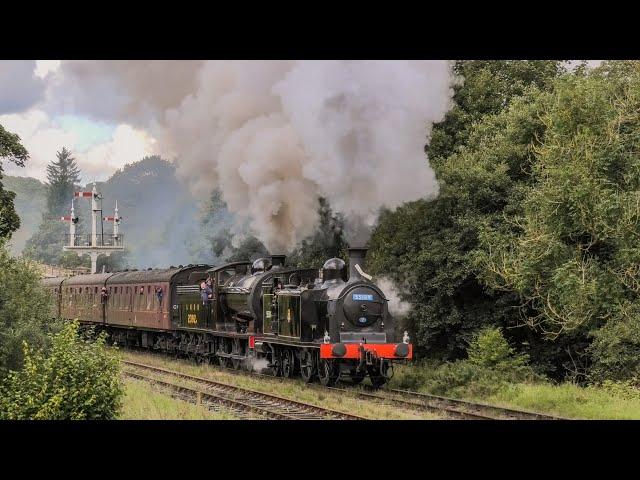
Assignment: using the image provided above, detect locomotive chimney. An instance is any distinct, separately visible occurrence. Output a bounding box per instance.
[270,254,286,269]
[348,247,368,280]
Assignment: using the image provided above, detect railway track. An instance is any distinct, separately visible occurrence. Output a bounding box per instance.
[342,387,567,420]
[122,360,365,420]
[386,389,566,420]
[123,351,569,420]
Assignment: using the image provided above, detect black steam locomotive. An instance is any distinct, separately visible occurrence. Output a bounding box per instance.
[42,248,412,387]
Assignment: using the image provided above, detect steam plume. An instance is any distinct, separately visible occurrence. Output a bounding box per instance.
[52,61,454,251]
[376,276,412,317]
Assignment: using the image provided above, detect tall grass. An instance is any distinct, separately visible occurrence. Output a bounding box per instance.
[390,362,640,419]
[119,379,237,420]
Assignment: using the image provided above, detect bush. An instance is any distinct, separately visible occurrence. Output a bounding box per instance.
[0,321,123,420]
[587,310,640,382]
[0,240,59,377]
[598,378,640,401]
[393,327,538,397]
[467,327,530,374]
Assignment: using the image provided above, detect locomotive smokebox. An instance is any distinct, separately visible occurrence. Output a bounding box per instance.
[270,255,286,268]
[348,247,368,280]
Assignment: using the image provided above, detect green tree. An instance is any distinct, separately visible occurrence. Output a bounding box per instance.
[0,124,28,167]
[287,197,348,268]
[23,148,83,265]
[0,240,57,377]
[368,61,565,361]
[476,61,640,380]
[428,60,567,166]
[22,219,72,266]
[2,175,47,255]
[223,235,269,262]
[0,123,30,239]
[45,147,81,215]
[467,327,530,373]
[0,321,123,420]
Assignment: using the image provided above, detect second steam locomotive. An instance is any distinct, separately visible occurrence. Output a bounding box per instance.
[43,248,412,387]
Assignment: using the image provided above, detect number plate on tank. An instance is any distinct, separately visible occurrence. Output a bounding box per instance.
[353,294,374,301]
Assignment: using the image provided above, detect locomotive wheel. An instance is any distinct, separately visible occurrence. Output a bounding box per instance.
[282,349,294,378]
[271,348,283,377]
[300,349,316,383]
[318,359,339,387]
[367,364,389,389]
[369,374,387,388]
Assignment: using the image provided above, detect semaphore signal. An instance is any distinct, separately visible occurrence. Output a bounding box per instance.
[62,182,125,274]
[74,191,94,198]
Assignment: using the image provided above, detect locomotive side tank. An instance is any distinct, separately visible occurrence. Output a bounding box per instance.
[220,256,291,332]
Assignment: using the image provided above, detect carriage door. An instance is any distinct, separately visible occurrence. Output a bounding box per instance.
[155,284,163,327]
[127,286,133,326]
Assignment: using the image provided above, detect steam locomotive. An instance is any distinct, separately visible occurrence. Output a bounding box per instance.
[42,248,412,387]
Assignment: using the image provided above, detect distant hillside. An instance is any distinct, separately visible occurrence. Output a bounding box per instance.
[87,155,229,268]
[10,155,235,268]
[3,175,47,255]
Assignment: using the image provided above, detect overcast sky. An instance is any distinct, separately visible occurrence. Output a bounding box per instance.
[0,60,604,185]
[0,60,156,183]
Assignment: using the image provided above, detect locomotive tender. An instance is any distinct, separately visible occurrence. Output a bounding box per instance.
[42,248,412,387]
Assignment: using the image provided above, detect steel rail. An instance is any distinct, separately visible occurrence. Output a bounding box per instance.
[123,370,293,419]
[122,360,365,420]
[385,388,567,420]
[122,350,569,420]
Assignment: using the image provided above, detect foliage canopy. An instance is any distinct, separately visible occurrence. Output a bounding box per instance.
[0,321,123,420]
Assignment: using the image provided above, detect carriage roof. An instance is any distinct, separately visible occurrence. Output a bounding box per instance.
[106,265,210,285]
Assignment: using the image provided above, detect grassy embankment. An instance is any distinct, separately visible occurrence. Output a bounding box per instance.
[118,350,439,420]
[390,363,640,420]
[116,348,640,420]
[120,378,238,420]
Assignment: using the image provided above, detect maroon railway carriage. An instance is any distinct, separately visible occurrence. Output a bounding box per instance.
[44,265,211,341]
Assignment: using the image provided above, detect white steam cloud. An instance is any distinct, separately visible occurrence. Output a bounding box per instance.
[376,276,412,317]
[52,60,454,251]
